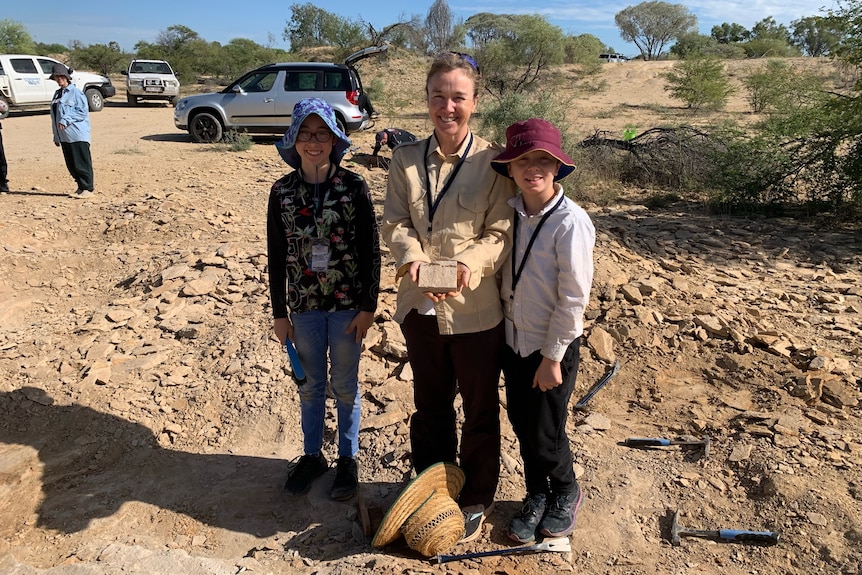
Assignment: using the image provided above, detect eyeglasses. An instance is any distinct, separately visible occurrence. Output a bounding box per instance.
[448,52,481,75]
[296,131,333,143]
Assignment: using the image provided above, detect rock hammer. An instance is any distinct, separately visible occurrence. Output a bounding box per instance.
[623,435,711,458]
[671,510,780,546]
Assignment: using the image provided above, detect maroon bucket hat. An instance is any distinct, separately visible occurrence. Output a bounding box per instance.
[491,118,576,181]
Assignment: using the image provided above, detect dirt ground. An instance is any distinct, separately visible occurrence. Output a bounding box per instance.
[0,59,860,575]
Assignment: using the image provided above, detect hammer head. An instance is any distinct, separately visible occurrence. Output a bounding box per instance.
[670,510,683,546]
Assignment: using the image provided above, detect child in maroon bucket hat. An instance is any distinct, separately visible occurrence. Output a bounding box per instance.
[491,118,596,543]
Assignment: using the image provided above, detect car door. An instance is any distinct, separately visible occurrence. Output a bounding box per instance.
[7,56,52,104]
[223,70,279,128]
[273,69,320,131]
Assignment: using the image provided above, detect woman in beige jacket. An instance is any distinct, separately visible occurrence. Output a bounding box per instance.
[381,52,516,544]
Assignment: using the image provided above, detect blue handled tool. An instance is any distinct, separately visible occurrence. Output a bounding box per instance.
[671,510,780,546]
[285,338,306,384]
[624,435,710,458]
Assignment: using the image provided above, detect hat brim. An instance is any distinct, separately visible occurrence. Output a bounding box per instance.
[371,462,465,548]
[491,145,576,182]
[275,101,351,169]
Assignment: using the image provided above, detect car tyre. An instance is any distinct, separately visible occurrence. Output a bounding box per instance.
[127,94,137,106]
[169,96,179,107]
[85,88,104,112]
[334,114,347,135]
[190,112,224,143]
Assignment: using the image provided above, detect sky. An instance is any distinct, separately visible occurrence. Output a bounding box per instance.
[6,1,838,57]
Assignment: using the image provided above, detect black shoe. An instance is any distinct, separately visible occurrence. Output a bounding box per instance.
[538,485,583,538]
[330,456,358,501]
[284,453,328,495]
[506,493,547,543]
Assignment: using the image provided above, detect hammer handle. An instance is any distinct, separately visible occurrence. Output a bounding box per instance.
[718,529,781,545]
[625,437,672,447]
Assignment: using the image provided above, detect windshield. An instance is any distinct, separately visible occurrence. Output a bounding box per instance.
[132,62,174,74]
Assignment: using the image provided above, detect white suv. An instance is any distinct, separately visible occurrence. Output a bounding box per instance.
[122,60,180,106]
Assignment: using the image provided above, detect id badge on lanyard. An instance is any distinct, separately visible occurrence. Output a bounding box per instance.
[310,238,331,272]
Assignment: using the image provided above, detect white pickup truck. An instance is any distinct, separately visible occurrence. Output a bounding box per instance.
[0,54,116,113]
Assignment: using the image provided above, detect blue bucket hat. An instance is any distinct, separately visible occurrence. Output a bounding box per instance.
[275,98,351,169]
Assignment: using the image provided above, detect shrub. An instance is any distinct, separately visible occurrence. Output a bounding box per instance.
[217,129,253,152]
[663,56,735,112]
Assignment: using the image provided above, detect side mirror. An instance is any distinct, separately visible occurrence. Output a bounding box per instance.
[121,70,128,76]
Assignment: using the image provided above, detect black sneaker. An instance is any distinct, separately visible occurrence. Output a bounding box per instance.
[330,456,359,501]
[284,453,328,495]
[459,502,495,543]
[538,485,583,538]
[506,493,547,543]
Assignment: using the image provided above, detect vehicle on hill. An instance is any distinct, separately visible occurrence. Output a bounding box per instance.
[600,53,630,63]
[122,59,180,107]
[174,45,387,143]
[0,54,116,112]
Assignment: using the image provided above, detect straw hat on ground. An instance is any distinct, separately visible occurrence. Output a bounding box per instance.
[371,462,465,557]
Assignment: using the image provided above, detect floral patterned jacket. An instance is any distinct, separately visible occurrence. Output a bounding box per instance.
[267,167,380,317]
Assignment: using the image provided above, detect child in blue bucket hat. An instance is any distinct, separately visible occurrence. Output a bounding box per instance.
[267,97,381,500]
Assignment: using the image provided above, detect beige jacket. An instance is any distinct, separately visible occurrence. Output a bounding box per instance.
[382,132,516,335]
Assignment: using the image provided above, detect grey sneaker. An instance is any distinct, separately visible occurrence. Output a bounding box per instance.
[506,493,547,543]
[330,456,359,501]
[538,485,583,538]
[284,453,328,495]
[73,190,94,199]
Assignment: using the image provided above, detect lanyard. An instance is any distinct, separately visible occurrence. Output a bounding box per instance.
[424,133,473,230]
[305,165,333,238]
[510,194,565,297]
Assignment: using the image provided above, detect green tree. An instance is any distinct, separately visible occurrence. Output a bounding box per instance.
[564,33,607,73]
[791,15,844,56]
[670,32,718,58]
[710,22,750,44]
[135,25,217,84]
[283,3,366,52]
[466,13,566,99]
[0,19,36,53]
[34,42,69,55]
[68,41,125,76]
[662,55,734,112]
[615,1,697,60]
[750,16,790,42]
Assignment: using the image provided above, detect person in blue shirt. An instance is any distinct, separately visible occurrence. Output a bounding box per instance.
[49,63,94,199]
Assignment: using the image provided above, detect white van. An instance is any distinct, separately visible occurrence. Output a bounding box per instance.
[0,54,116,112]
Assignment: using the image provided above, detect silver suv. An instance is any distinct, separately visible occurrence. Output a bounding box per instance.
[123,59,180,106]
[174,46,386,143]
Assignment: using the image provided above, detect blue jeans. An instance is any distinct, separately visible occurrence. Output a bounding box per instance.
[291,309,362,457]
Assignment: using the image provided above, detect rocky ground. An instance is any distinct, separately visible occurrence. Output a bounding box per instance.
[0,59,861,575]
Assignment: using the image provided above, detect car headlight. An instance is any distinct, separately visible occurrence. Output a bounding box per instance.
[176,100,188,111]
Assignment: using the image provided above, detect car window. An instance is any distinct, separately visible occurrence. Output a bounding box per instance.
[238,71,278,93]
[285,71,319,91]
[324,72,348,90]
[37,59,57,74]
[155,63,172,74]
[11,58,38,74]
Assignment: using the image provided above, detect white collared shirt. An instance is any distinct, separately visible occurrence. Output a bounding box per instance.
[501,185,595,361]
